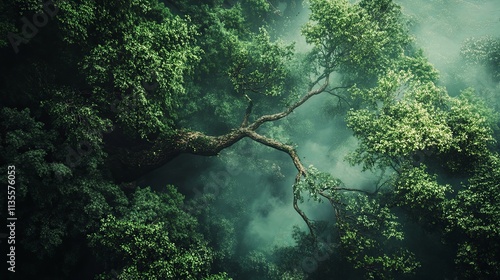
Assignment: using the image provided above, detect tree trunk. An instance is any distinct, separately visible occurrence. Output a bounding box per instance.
[109,76,331,184]
[108,128,247,182]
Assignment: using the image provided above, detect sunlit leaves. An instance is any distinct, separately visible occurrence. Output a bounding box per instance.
[347,57,498,173]
[461,36,500,82]
[445,154,500,237]
[303,0,382,71]
[396,49,439,83]
[446,91,495,155]
[338,192,419,279]
[56,0,97,44]
[454,241,499,279]
[344,24,500,278]
[393,165,451,229]
[294,164,419,278]
[343,193,404,242]
[89,215,212,280]
[295,165,343,203]
[79,1,201,139]
[461,36,499,64]
[125,186,202,244]
[347,71,453,170]
[89,186,220,279]
[303,0,410,76]
[443,154,500,279]
[229,27,294,96]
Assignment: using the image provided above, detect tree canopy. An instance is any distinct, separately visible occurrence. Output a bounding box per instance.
[1,0,499,279]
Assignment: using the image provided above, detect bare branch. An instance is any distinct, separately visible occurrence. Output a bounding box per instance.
[332,187,374,194]
[325,86,352,107]
[293,194,316,238]
[247,75,331,131]
[118,73,353,238]
[244,129,306,175]
[309,72,328,90]
[243,129,315,236]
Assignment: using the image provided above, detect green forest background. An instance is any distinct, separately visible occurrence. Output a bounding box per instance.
[1,0,499,279]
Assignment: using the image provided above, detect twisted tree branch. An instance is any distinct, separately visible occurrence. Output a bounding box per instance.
[244,129,315,237]
[247,75,330,131]
[114,72,349,239]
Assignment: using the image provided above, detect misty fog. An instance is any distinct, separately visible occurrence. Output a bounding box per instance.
[140,0,499,278]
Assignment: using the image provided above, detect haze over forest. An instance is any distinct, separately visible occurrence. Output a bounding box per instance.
[0,0,499,279]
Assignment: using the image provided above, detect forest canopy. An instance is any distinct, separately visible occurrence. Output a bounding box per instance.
[0,0,499,279]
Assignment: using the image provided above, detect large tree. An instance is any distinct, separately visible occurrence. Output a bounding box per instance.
[1,0,498,279]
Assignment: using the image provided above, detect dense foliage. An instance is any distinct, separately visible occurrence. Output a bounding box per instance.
[1,0,498,279]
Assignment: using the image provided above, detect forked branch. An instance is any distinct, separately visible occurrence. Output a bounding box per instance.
[244,129,315,237]
[247,74,331,131]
